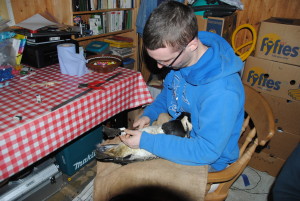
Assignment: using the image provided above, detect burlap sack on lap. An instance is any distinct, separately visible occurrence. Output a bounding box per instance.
[93,139,208,201]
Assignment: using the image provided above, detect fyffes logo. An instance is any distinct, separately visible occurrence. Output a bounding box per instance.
[246,67,281,90]
[260,33,299,57]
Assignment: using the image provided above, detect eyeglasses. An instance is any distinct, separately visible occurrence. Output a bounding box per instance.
[156,36,195,68]
[156,47,186,68]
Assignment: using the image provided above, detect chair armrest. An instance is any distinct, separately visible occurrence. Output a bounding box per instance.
[207,162,242,183]
[208,141,258,183]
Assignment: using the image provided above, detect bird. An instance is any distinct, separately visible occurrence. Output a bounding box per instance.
[96,112,192,164]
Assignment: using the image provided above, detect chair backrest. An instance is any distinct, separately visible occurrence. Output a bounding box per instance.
[205,84,275,201]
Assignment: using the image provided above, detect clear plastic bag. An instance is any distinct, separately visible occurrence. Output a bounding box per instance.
[220,0,243,9]
[0,38,16,66]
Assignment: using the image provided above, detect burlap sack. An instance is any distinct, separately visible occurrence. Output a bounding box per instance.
[93,138,208,201]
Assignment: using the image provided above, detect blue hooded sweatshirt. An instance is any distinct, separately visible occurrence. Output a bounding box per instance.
[140,31,245,171]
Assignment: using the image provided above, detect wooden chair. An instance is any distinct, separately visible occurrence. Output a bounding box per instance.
[204,84,275,201]
[93,84,275,201]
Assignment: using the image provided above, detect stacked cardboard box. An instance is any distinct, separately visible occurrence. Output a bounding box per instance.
[242,17,300,176]
[196,13,237,44]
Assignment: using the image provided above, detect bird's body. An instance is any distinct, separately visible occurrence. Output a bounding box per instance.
[96,113,192,163]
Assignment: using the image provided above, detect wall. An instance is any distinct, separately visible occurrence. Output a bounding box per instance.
[10,0,73,25]
[0,0,9,21]
[235,0,300,49]
[141,0,300,81]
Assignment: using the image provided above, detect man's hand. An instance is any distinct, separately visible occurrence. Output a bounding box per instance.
[133,116,150,129]
[119,129,142,149]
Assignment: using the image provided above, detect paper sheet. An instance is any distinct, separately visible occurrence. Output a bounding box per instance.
[15,14,57,30]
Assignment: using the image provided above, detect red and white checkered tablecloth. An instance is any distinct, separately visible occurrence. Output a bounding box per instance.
[0,64,153,181]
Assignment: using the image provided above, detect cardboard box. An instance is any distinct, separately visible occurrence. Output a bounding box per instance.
[55,125,103,176]
[264,130,300,160]
[261,92,300,134]
[238,127,289,176]
[242,56,300,101]
[196,15,207,31]
[206,13,237,44]
[248,151,286,177]
[255,17,300,66]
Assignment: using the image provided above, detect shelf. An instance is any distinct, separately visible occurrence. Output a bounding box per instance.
[8,0,140,71]
[73,8,133,15]
[75,29,134,41]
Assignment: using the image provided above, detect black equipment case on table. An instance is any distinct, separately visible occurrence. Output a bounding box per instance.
[22,40,79,68]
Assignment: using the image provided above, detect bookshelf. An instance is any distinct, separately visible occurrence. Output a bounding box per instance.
[10,0,140,70]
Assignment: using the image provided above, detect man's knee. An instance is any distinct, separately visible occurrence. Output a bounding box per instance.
[272,144,300,201]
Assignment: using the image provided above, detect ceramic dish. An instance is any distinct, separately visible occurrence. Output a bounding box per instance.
[86,55,122,73]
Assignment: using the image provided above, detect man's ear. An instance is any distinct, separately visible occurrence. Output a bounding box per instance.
[187,37,199,52]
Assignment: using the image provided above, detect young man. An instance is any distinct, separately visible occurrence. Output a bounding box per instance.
[121,1,245,172]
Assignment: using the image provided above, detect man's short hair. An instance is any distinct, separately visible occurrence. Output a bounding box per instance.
[143,1,198,51]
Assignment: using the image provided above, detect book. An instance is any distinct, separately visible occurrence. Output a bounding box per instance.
[110,47,133,58]
[73,0,80,11]
[127,10,132,29]
[102,0,108,9]
[13,34,27,65]
[73,15,82,26]
[111,35,133,42]
[106,12,111,32]
[122,0,132,8]
[111,11,116,32]
[117,10,123,30]
[115,11,121,31]
[94,15,104,34]
[89,18,99,35]
[103,37,133,48]
[101,12,107,33]
[97,0,102,9]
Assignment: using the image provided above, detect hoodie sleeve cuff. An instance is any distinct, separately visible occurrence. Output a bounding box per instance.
[140,131,155,152]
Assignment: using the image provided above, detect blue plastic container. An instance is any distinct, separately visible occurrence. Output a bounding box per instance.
[122,58,135,69]
[55,125,103,176]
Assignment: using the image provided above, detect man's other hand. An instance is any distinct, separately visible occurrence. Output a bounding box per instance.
[120,129,142,149]
[133,116,150,130]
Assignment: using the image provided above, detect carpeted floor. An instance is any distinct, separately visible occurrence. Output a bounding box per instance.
[46,160,97,201]
[226,166,275,201]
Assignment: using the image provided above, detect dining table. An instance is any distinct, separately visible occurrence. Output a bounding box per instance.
[0,64,153,181]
